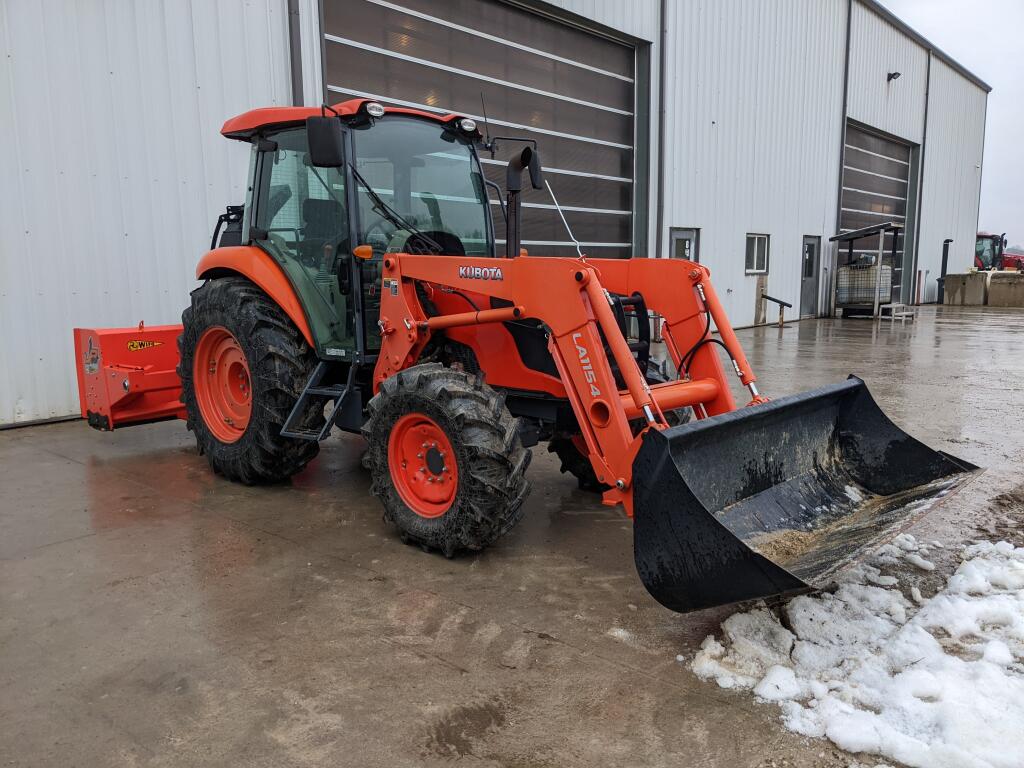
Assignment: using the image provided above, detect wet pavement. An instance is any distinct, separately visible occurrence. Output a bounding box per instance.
[2,306,1023,768]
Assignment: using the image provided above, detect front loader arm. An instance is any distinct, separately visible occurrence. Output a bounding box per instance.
[373,254,758,514]
[586,257,764,411]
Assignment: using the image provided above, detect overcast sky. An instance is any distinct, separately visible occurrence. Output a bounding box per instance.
[880,0,1022,246]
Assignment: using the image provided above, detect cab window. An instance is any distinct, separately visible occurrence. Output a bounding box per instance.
[253,129,355,355]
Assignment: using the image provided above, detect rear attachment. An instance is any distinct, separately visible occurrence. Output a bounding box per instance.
[633,376,979,613]
[73,324,185,431]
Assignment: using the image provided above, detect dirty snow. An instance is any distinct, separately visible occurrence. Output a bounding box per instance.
[606,626,633,642]
[871,534,936,572]
[690,535,1024,768]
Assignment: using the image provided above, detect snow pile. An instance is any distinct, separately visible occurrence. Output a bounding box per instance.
[872,533,938,572]
[690,538,1024,768]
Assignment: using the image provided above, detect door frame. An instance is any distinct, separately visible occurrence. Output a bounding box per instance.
[800,235,822,318]
[669,227,700,262]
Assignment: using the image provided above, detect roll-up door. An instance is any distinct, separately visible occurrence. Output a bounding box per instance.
[839,123,912,301]
[321,0,637,258]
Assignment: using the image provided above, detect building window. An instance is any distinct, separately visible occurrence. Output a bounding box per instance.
[745,234,769,274]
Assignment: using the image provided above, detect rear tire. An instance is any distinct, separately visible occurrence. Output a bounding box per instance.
[363,364,531,556]
[549,358,691,492]
[178,277,322,484]
[548,434,607,492]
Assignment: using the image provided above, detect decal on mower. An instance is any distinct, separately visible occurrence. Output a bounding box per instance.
[82,336,100,375]
[458,265,504,281]
[572,333,601,397]
[126,339,164,352]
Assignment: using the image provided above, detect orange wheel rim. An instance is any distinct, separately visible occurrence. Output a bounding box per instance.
[387,413,458,518]
[193,327,252,444]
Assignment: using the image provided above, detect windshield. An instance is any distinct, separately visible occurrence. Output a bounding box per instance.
[352,116,491,256]
[976,237,995,269]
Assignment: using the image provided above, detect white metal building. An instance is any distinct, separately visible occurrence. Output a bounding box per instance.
[0,0,989,425]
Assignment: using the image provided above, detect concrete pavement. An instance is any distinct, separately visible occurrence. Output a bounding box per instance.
[2,306,1022,768]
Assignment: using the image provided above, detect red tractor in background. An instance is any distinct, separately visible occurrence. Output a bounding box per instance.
[976,231,1024,270]
[72,99,977,614]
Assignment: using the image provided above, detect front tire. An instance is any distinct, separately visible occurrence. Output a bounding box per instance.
[363,364,531,556]
[178,277,322,484]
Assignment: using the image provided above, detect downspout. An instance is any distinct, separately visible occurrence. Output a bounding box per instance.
[830,0,853,315]
[318,0,329,104]
[287,0,304,106]
[910,51,931,303]
[654,0,667,258]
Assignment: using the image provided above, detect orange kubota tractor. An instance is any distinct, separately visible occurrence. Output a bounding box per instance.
[74,99,978,613]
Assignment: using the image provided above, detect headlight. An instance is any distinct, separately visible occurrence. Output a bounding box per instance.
[459,118,477,132]
[365,101,385,118]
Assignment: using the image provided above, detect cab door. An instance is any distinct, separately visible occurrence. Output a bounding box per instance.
[251,127,356,359]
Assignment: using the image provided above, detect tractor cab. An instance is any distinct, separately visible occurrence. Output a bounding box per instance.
[975,231,1007,270]
[227,99,494,361]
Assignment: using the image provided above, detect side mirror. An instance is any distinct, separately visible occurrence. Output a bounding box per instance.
[306,116,344,167]
[526,147,543,190]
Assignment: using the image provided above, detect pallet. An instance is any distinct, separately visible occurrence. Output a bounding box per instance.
[879,303,916,323]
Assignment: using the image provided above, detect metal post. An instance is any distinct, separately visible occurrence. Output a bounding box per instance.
[286,0,304,107]
[873,234,885,318]
[937,238,952,304]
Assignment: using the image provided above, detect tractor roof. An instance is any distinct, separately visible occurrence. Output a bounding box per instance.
[221,98,464,141]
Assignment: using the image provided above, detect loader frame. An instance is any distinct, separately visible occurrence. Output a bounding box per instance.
[373,253,762,514]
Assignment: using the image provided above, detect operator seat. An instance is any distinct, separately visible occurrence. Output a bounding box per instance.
[301,198,347,263]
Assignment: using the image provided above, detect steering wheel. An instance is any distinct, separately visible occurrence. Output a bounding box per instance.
[362,217,393,252]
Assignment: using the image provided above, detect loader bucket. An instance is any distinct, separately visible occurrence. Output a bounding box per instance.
[632,376,978,613]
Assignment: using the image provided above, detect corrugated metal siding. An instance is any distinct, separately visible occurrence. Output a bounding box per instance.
[916,57,987,302]
[0,0,292,425]
[0,0,990,424]
[660,0,847,325]
[846,0,927,144]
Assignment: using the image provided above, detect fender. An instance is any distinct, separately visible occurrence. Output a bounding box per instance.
[195,245,315,348]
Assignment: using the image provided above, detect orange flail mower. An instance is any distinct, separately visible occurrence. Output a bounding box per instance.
[74,99,977,613]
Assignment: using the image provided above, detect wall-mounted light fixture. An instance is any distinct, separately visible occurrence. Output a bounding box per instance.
[887,71,902,82]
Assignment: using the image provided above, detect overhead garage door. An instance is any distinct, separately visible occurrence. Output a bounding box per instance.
[839,123,912,301]
[321,0,638,258]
